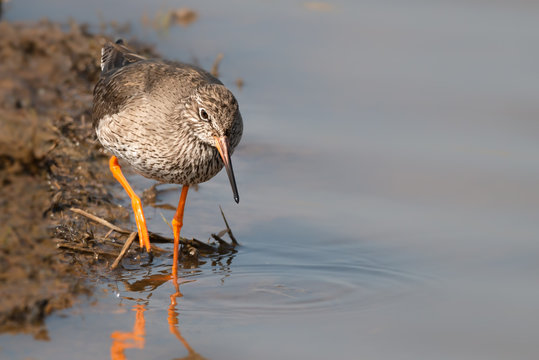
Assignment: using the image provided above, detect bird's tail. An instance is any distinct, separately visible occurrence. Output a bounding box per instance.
[100,39,147,74]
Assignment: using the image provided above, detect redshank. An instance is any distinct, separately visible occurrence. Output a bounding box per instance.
[92,40,242,270]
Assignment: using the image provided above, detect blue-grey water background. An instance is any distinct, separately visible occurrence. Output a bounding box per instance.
[2,1,539,359]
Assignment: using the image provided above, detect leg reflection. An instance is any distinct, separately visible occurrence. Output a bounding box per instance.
[110,303,146,360]
[168,273,207,360]
[109,273,205,360]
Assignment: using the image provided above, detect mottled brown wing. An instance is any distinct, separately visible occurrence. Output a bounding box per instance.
[92,40,222,129]
[100,39,146,74]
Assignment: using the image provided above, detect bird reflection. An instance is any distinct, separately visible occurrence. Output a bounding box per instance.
[168,273,207,360]
[110,273,206,360]
[109,239,236,360]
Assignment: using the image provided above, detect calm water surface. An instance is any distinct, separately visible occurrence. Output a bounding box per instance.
[2,1,539,359]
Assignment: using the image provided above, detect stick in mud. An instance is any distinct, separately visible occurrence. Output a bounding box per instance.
[219,205,238,246]
[70,207,131,234]
[70,207,179,244]
[70,201,238,266]
[56,241,119,258]
[110,232,137,270]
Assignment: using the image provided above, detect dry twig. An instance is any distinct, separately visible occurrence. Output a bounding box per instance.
[110,232,137,270]
[70,207,174,243]
[211,233,234,251]
[70,207,130,234]
[219,205,238,245]
[103,228,114,239]
[56,242,119,258]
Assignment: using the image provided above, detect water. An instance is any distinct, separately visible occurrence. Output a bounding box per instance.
[3,1,539,359]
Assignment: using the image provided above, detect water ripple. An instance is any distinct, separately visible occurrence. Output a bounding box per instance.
[173,255,427,316]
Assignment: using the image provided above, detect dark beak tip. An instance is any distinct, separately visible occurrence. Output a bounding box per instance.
[215,136,240,205]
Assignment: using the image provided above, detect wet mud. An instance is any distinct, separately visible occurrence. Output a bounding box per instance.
[0,19,236,335]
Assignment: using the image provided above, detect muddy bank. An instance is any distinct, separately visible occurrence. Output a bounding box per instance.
[0,19,114,334]
[0,18,154,335]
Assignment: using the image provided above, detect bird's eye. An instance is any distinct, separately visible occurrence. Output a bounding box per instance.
[199,108,209,121]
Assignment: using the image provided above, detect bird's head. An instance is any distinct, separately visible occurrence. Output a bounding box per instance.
[182,83,243,203]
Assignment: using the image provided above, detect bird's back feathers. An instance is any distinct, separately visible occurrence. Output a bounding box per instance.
[100,39,147,74]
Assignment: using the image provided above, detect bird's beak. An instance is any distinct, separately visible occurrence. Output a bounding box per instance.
[214,136,239,203]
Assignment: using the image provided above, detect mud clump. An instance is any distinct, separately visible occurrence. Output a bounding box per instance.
[0,19,131,334]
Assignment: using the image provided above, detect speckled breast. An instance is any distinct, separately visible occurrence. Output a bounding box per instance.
[96,112,226,185]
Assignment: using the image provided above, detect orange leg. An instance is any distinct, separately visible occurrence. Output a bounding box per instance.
[171,185,189,276]
[109,156,151,252]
